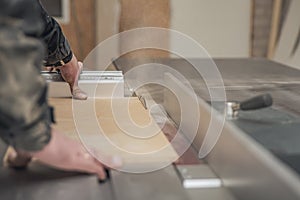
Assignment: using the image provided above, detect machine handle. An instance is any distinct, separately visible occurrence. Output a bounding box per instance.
[240,93,273,111]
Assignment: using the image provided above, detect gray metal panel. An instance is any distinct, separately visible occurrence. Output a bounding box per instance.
[185,188,236,200]
[208,119,300,200]
[0,163,114,200]
[162,65,300,200]
[111,165,235,200]
[111,166,190,200]
[172,105,300,200]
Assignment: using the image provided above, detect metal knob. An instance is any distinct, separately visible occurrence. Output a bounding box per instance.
[226,94,273,118]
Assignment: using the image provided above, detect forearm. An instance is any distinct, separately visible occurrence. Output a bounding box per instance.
[37,1,87,100]
[37,1,73,66]
[0,21,51,152]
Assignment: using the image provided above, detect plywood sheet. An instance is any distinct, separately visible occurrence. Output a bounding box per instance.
[49,98,178,170]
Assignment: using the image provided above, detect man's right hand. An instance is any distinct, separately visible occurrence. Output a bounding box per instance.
[59,55,88,100]
[30,129,122,180]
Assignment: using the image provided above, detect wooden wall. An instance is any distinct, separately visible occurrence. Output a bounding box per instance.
[60,0,96,61]
[119,0,171,59]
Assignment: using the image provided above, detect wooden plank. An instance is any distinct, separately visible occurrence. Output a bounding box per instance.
[268,0,282,59]
[49,98,178,169]
[273,0,300,63]
[289,34,300,68]
[249,0,255,57]
[60,0,96,61]
[119,0,170,59]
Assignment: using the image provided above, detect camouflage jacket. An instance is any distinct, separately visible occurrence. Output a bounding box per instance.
[0,0,72,151]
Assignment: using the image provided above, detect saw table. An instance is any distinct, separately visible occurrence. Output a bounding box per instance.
[1,58,300,200]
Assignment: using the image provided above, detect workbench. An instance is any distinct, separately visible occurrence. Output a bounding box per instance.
[1,58,300,200]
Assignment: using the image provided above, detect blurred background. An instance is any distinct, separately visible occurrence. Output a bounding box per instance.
[40,0,299,69]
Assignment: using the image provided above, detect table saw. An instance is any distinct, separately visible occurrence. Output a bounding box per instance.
[1,58,300,200]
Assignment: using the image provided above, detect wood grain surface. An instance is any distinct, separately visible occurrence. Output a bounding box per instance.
[49,98,178,169]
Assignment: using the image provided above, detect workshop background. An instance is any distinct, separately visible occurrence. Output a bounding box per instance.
[41,0,299,68]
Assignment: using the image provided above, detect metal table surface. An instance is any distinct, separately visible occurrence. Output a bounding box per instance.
[115,57,300,172]
[2,57,300,200]
[114,57,300,200]
[114,57,300,108]
[0,161,233,200]
[0,163,114,200]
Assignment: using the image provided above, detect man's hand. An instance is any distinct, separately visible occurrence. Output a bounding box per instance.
[31,129,122,180]
[7,129,122,181]
[59,55,88,100]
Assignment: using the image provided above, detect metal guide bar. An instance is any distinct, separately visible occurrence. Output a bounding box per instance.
[45,71,124,98]
[175,165,222,189]
[41,71,123,82]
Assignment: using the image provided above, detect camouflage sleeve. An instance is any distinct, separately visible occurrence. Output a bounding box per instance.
[37,1,73,66]
[0,21,52,152]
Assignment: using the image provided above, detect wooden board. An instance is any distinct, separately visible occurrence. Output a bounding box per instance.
[268,0,282,58]
[289,37,300,68]
[60,0,96,61]
[273,0,300,63]
[49,98,178,170]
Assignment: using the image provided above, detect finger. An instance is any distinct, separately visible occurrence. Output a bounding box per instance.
[77,62,83,74]
[44,67,54,72]
[75,153,107,180]
[6,151,32,169]
[92,158,108,181]
[72,87,88,100]
[78,61,83,68]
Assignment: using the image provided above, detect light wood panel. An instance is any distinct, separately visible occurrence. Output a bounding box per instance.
[49,98,178,169]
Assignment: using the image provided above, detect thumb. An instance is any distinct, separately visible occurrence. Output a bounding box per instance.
[78,61,83,69]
